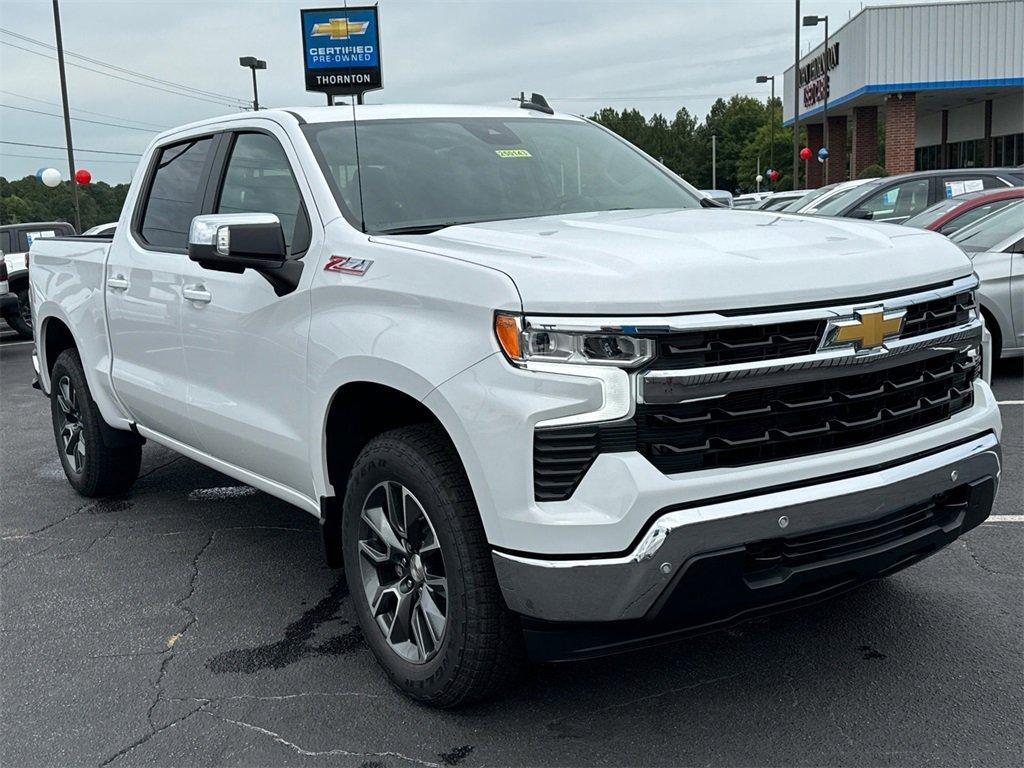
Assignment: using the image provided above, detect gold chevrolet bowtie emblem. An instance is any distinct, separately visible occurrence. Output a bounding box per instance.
[311,17,369,40]
[827,307,906,351]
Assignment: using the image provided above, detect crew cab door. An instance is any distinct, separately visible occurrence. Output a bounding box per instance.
[180,127,318,497]
[107,134,218,442]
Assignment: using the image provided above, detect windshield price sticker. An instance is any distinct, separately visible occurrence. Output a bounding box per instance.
[495,149,532,159]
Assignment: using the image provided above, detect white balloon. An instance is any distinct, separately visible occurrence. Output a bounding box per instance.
[41,168,62,188]
[755,174,764,183]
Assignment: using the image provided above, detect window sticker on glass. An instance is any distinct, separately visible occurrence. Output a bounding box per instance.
[945,181,967,198]
[963,179,985,193]
[884,189,898,205]
[25,230,57,247]
[495,148,532,158]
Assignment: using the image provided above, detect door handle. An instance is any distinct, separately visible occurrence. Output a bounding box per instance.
[107,274,129,291]
[183,284,212,304]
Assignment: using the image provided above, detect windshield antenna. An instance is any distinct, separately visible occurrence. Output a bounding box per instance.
[343,0,367,233]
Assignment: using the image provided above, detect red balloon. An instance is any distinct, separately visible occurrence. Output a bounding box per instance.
[769,169,780,182]
[799,147,812,161]
[75,169,92,185]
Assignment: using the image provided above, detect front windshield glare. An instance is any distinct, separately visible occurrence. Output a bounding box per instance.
[950,199,1024,252]
[303,118,701,233]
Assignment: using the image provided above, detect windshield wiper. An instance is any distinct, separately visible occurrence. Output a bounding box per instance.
[700,196,727,208]
[376,222,463,235]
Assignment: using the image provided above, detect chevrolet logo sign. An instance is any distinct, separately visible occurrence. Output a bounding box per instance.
[311,17,369,40]
[822,307,906,352]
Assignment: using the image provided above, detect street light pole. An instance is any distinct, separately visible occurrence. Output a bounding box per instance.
[712,134,717,190]
[52,0,81,232]
[803,13,830,184]
[238,56,267,111]
[756,74,776,174]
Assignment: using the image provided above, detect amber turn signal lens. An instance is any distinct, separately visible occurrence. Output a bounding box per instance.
[494,314,522,360]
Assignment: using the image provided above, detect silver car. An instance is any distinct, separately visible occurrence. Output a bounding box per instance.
[950,199,1024,360]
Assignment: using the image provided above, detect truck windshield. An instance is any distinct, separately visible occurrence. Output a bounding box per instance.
[302,118,701,234]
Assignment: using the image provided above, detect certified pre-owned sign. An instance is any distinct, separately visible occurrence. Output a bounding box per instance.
[301,6,382,97]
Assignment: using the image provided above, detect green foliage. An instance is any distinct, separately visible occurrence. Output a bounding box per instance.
[592,95,807,193]
[857,164,888,179]
[0,175,129,231]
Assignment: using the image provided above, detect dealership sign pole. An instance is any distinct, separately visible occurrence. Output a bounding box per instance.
[300,6,382,105]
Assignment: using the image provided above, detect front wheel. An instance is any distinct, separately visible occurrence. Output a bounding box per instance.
[49,350,142,497]
[341,424,524,706]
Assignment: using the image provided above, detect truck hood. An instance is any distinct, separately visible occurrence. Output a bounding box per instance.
[378,208,973,315]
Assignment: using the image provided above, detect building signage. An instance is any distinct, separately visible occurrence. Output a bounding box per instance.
[300,6,382,97]
[800,42,839,108]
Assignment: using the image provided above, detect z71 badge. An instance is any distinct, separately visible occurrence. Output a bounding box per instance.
[324,256,373,275]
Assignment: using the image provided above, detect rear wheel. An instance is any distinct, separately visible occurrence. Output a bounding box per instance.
[341,424,524,706]
[49,350,142,497]
[5,287,32,339]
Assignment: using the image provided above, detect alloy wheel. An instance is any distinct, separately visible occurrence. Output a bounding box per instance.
[357,481,448,664]
[56,375,85,474]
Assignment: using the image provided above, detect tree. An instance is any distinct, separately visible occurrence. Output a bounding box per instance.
[737,97,798,191]
[0,176,129,231]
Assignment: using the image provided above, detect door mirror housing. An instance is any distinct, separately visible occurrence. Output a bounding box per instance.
[849,208,874,220]
[188,213,302,296]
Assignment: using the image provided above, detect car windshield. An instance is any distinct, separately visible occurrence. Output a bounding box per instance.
[950,199,1024,252]
[303,117,702,233]
[780,184,838,212]
[903,198,966,229]
[813,179,885,217]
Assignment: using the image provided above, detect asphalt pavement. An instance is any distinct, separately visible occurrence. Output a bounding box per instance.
[2,329,1021,767]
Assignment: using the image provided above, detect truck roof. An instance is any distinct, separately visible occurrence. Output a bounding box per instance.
[156,103,584,141]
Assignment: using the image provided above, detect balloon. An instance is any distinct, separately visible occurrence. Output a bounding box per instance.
[818,147,830,160]
[40,168,62,188]
[75,169,92,185]
[799,147,812,161]
[769,169,780,182]
[35,168,47,180]
[756,174,764,183]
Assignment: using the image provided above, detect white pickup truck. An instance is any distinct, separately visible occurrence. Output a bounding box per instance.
[29,103,1002,706]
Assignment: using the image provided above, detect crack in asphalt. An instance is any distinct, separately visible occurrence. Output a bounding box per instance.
[959,538,1017,578]
[170,691,383,702]
[99,702,209,767]
[206,713,443,767]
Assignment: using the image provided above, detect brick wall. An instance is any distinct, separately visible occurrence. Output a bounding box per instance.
[884,93,917,175]
[852,106,878,177]
[826,115,848,183]
[806,122,823,188]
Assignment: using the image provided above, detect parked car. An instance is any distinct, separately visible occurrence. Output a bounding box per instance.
[779,178,875,214]
[732,192,772,209]
[29,103,1001,706]
[808,168,1024,224]
[0,252,18,328]
[903,187,1024,235]
[699,189,734,207]
[82,222,117,237]
[0,221,76,338]
[949,199,1024,360]
[755,189,810,211]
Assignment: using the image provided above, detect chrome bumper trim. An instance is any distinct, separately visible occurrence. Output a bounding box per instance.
[493,432,1000,622]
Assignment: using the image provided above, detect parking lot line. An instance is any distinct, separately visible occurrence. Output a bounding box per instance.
[986,516,1023,522]
[996,400,1023,405]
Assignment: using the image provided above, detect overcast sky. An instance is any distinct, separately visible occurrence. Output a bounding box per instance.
[0,0,948,183]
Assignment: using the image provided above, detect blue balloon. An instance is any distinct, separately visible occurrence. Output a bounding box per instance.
[35,168,46,180]
[818,147,830,160]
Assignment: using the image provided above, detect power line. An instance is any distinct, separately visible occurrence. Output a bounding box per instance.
[0,27,249,107]
[0,150,139,165]
[0,39,248,109]
[0,102,158,133]
[0,140,141,157]
[0,88,166,130]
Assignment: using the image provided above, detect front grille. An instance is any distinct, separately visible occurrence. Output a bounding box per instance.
[637,350,975,475]
[650,288,973,371]
[744,485,969,577]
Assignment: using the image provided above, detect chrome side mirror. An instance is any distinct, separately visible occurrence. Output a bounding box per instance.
[188,213,301,296]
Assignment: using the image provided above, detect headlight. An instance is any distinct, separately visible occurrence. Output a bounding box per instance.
[495,313,654,368]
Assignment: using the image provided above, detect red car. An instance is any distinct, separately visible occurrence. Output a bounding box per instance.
[903,187,1024,235]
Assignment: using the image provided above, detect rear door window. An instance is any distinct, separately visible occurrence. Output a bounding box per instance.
[138,137,215,250]
[859,179,930,223]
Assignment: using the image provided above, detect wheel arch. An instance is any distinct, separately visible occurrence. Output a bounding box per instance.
[977,299,1005,359]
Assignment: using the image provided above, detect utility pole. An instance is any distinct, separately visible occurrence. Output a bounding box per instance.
[803,13,831,184]
[52,0,81,232]
[793,0,801,189]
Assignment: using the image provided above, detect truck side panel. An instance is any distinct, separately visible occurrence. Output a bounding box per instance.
[30,239,133,431]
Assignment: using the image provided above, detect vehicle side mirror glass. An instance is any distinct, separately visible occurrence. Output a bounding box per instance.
[188,214,301,296]
[850,208,874,220]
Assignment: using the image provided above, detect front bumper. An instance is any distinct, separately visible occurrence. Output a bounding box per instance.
[494,431,1000,656]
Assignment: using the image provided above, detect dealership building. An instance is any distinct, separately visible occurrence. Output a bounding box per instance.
[783,0,1024,186]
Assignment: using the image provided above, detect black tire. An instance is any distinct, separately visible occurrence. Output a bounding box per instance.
[49,349,142,497]
[5,286,33,339]
[341,424,525,707]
